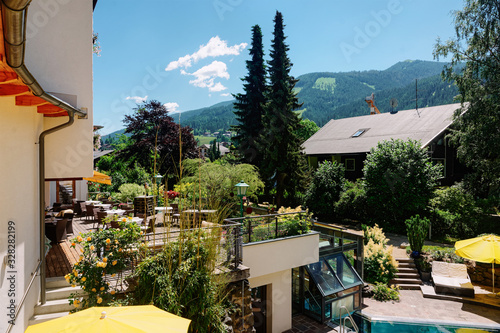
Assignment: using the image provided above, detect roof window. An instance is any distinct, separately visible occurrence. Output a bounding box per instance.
[352,129,368,137]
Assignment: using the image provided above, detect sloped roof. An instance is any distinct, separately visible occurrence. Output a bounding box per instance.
[304,103,460,155]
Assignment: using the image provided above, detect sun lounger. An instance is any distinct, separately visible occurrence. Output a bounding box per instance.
[431,261,475,297]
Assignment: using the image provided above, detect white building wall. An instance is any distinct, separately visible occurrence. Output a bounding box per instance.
[0,1,94,332]
[25,0,94,180]
[0,101,43,333]
[243,233,319,332]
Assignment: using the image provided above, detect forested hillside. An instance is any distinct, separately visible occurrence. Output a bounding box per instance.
[105,60,459,137]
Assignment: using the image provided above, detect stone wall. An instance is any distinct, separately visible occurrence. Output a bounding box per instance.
[467,262,500,287]
[226,280,255,333]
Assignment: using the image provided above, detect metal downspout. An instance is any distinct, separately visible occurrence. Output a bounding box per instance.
[38,112,75,304]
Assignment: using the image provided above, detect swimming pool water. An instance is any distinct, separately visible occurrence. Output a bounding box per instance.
[351,313,500,333]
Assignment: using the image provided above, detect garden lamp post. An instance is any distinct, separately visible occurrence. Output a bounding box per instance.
[234,180,249,217]
[154,174,163,204]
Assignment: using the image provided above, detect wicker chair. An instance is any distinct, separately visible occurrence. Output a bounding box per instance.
[96,211,108,229]
[45,218,68,243]
[85,204,95,221]
[63,212,75,235]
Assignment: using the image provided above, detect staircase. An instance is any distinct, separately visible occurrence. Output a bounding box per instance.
[390,257,422,290]
[28,277,83,326]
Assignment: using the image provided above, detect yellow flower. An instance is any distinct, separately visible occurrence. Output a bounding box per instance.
[111,273,116,277]
[80,248,84,253]
[122,218,126,222]
[114,240,119,244]
[79,255,83,260]
[100,287,104,291]
[74,262,79,266]
[97,297,102,304]
[103,257,108,263]
[112,260,117,266]
[77,236,83,242]
[81,277,86,282]
[90,245,95,251]
[106,238,111,244]
[71,284,76,288]
[110,290,116,295]
[87,236,92,241]
[92,288,96,292]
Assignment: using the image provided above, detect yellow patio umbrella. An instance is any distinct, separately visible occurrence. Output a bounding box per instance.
[83,170,112,185]
[454,234,500,294]
[25,305,191,333]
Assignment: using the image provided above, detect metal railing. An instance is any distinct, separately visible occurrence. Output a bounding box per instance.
[339,305,359,333]
[5,255,45,333]
[225,211,310,243]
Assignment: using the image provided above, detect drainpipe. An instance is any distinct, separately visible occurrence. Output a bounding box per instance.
[38,113,74,304]
[1,0,88,304]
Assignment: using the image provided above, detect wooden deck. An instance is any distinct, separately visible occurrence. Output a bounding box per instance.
[45,217,94,278]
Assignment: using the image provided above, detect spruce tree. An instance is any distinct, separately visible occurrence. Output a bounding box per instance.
[232,25,267,167]
[262,11,304,208]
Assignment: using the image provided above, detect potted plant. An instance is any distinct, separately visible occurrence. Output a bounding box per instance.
[415,257,432,282]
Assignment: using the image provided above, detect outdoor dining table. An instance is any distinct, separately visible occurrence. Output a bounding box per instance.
[85,200,101,205]
[94,203,112,210]
[104,209,126,216]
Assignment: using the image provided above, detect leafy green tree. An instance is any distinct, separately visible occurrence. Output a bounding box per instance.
[232,25,267,166]
[304,161,345,217]
[262,11,305,208]
[120,100,198,176]
[434,0,500,197]
[295,118,320,143]
[363,139,442,232]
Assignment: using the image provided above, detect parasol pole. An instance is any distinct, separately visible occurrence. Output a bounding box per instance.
[493,262,495,294]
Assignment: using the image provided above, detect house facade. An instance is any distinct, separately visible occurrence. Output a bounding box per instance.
[0,1,95,332]
[303,103,467,186]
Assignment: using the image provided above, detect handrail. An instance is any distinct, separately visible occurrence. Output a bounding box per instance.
[5,254,46,333]
[339,305,359,333]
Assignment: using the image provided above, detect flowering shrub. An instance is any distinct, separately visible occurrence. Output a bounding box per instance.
[166,190,180,199]
[66,223,143,312]
[363,224,388,246]
[363,224,398,284]
[372,283,400,302]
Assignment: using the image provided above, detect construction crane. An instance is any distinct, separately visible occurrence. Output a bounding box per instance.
[365,93,381,115]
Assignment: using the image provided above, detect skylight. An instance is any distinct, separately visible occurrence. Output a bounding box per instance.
[352,129,366,137]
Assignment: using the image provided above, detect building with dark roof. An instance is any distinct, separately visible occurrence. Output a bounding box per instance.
[303,103,467,185]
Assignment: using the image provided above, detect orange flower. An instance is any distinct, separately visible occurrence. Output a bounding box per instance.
[77,236,83,242]
[90,245,95,251]
[100,287,104,291]
[87,236,92,241]
[112,260,117,266]
[92,288,96,292]
[110,290,116,295]
[71,242,76,247]
[81,277,86,282]
[103,257,108,263]
[106,238,111,244]
[97,297,102,304]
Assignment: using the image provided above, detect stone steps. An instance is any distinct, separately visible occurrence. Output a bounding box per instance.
[391,257,422,290]
[28,277,83,327]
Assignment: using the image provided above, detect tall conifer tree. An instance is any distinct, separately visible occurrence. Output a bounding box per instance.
[263,11,304,207]
[233,25,267,166]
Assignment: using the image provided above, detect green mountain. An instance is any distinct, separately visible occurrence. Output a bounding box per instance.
[104,60,459,137]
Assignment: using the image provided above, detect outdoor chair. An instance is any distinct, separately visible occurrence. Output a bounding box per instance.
[96,211,108,229]
[432,261,475,297]
[45,218,68,243]
[85,204,96,221]
[171,204,180,226]
[62,212,75,235]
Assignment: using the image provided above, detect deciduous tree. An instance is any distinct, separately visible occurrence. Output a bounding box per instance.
[434,0,500,197]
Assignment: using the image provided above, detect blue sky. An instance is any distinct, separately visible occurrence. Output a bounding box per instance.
[93,0,462,135]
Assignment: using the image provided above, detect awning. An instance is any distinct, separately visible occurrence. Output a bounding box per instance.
[83,170,111,185]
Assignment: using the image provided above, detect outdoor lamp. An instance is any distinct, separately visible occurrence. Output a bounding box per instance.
[234,180,249,217]
[154,174,163,203]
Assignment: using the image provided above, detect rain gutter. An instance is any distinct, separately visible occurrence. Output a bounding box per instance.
[1,0,88,305]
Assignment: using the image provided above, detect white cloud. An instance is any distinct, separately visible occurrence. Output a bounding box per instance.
[220,93,230,97]
[165,36,247,71]
[125,95,147,104]
[182,60,229,91]
[163,102,179,112]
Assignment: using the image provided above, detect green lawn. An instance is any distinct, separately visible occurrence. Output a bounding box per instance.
[195,136,216,145]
